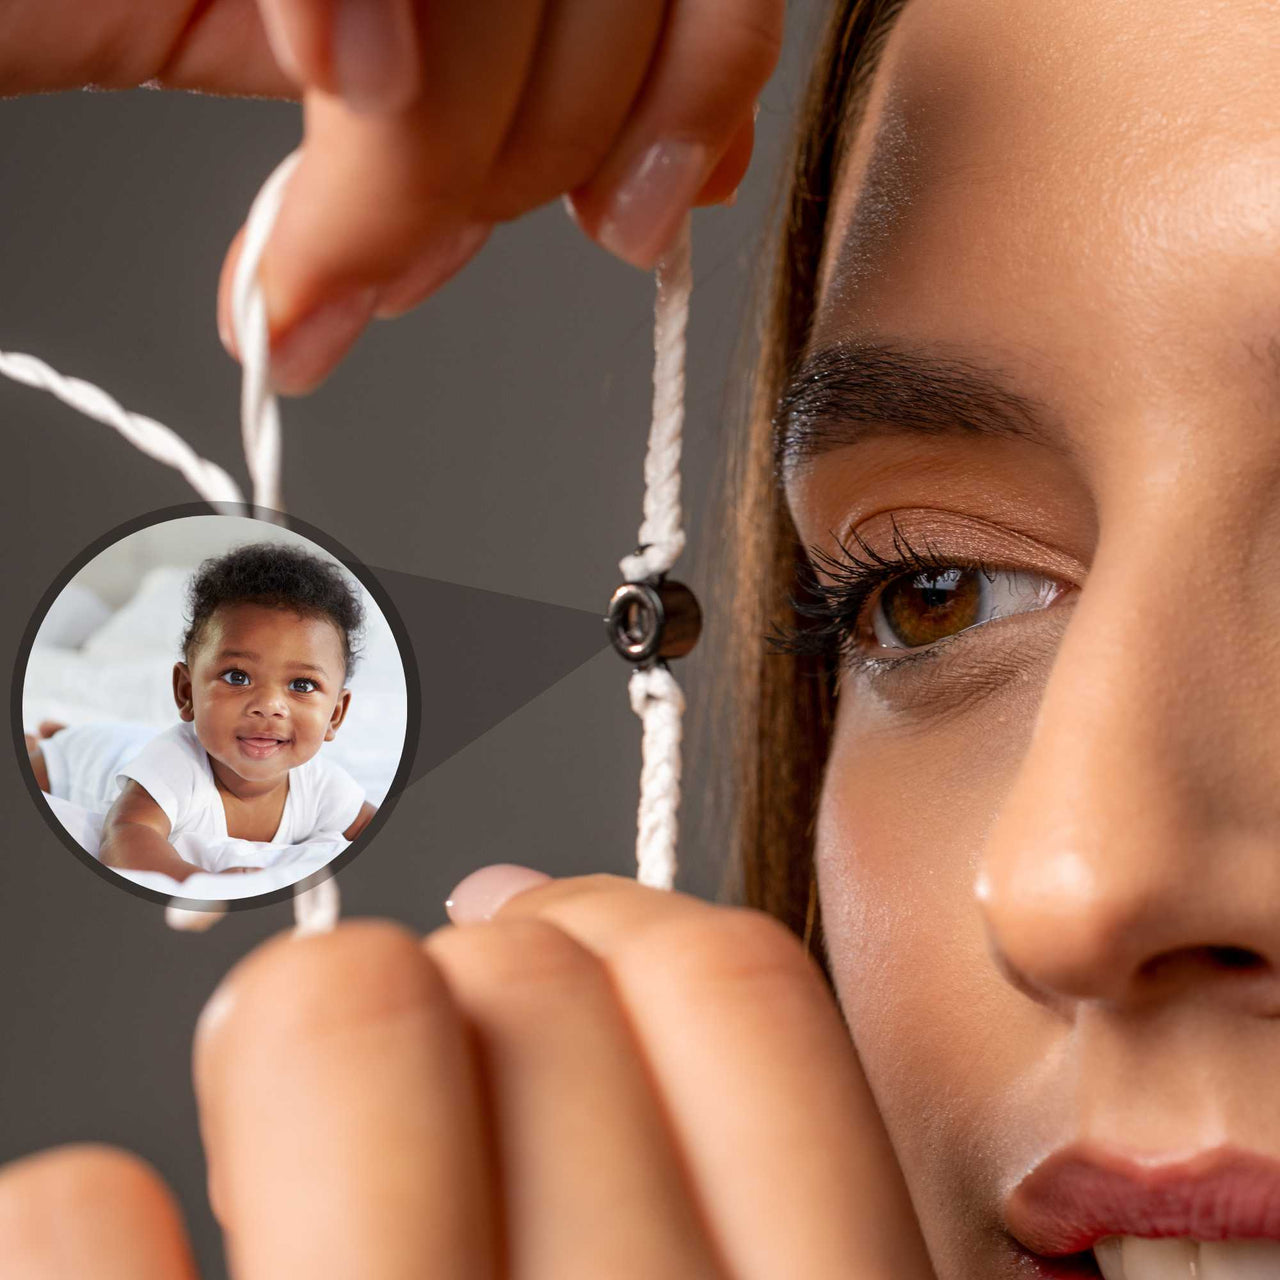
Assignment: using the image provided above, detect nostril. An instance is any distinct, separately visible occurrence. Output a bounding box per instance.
[1139,943,1268,982]
[1207,944,1265,971]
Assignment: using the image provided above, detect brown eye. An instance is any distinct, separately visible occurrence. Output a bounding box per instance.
[871,568,1062,651]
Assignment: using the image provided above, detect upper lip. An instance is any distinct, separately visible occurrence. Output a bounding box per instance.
[1004,1143,1280,1255]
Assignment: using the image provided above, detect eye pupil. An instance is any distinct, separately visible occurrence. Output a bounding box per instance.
[881,568,983,648]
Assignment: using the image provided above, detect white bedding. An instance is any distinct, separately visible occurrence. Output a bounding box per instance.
[43,792,344,900]
[24,564,408,901]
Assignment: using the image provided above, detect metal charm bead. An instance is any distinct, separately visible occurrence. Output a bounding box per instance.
[605,580,702,666]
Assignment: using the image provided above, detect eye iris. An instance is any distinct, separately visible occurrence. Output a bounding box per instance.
[880,568,983,647]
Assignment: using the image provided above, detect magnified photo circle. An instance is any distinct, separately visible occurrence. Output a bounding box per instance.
[15,510,414,911]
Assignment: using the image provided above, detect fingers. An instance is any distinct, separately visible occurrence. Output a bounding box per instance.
[251,0,546,328]
[423,918,727,1277]
[0,1144,201,1279]
[193,921,497,1279]
[217,0,777,394]
[695,111,757,207]
[215,218,493,380]
[488,874,937,1280]
[567,0,783,267]
[0,0,295,96]
[476,0,668,224]
[255,0,421,113]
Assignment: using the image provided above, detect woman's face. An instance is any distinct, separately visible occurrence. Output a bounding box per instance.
[784,1,1280,1276]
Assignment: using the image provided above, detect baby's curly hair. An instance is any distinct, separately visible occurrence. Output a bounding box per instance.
[182,542,364,680]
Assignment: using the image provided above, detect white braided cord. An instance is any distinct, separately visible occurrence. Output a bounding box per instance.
[1,149,339,935]
[628,664,685,891]
[618,216,692,585]
[230,151,299,519]
[621,216,693,893]
[0,350,244,507]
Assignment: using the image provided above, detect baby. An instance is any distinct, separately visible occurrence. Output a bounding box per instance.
[29,543,377,882]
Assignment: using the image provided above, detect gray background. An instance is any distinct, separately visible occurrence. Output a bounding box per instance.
[2,6,820,1272]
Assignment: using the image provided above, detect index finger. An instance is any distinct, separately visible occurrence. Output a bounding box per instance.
[475,873,937,1279]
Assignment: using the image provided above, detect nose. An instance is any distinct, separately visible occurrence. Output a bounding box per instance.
[976,513,1280,1016]
[246,684,289,718]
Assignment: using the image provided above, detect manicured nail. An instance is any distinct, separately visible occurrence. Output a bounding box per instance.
[374,223,492,319]
[269,288,379,396]
[445,863,552,924]
[333,0,419,114]
[598,139,710,270]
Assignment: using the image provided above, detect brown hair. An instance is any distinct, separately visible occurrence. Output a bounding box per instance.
[708,0,911,988]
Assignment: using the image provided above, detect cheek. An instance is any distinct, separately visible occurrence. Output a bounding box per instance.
[295,699,336,735]
[813,693,1034,1212]
[195,686,236,723]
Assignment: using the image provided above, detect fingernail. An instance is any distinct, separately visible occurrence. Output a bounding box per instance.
[374,222,492,319]
[598,139,710,270]
[333,0,419,114]
[269,288,378,396]
[445,863,552,924]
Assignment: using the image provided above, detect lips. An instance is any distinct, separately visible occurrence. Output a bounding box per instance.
[1004,1143,1280,1257]
[236,734,290,759]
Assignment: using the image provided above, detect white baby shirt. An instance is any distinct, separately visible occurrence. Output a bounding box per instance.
[117,721,365,845]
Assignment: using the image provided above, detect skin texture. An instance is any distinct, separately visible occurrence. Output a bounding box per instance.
[783,0,1280,1275]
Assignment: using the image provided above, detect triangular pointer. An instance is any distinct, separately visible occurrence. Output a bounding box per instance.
[367,567,610,785]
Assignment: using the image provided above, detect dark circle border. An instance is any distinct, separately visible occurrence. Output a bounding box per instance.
[11,502,422,915]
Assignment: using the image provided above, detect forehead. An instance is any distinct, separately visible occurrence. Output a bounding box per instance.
[198,603,345,668]
[814,0,1280,364]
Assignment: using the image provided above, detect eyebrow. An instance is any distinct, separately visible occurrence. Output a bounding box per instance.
[774,340,1065,480]
[215,649,330,675]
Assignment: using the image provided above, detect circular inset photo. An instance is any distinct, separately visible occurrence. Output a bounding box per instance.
[17,511,412,906]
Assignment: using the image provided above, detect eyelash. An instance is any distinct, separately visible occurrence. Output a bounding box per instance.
[768,518,1007,677]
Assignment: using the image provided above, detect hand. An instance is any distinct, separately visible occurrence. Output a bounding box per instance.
[220,866,265,875]
[221,0,781,394]
[0,0,782,394]
[0,872,936,1277]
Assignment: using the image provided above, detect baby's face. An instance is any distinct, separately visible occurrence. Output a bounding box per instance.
[175,603,350,788]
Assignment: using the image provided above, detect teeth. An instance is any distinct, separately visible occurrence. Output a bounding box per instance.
[1095,1237,1126,1280]
[1092,1237,1280,1279]
[1122,1238,1199,1279]
[1200,1240,1280,1278]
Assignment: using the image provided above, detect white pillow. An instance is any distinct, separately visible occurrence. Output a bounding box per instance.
[31,583,113,651]
[81,567,190,662]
